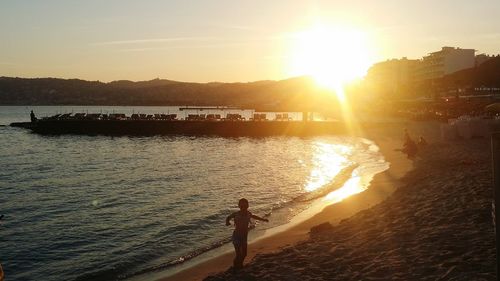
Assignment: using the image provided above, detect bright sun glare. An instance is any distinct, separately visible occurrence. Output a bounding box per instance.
[289,24,373,90]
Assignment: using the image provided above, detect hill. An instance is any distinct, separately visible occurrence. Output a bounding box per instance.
[0,76,339,111]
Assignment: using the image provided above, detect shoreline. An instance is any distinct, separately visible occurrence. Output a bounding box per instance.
[157,121,426,281]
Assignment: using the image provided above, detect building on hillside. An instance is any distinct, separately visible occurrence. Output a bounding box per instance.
[475,53,498,67]
[415,46,475,81]
[365,57,419,97]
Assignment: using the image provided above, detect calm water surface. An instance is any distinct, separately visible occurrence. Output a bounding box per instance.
[0,106,388,281]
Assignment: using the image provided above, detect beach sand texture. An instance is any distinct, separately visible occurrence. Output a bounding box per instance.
[204,139,495,280]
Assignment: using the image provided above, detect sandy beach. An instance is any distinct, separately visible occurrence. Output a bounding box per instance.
[160,121,495,281]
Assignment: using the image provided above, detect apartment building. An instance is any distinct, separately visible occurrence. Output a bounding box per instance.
[415,47,475,81]
[365,57,419,96]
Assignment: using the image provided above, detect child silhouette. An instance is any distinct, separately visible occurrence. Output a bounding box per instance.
[226,198,268,270]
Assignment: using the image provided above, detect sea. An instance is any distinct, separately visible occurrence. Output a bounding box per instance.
[0,106,389,281]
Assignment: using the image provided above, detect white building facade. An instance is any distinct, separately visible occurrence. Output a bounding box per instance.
[415,47,475,81]
[365,57,418,96]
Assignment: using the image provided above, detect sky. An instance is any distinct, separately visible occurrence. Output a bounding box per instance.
[1,0,499,82]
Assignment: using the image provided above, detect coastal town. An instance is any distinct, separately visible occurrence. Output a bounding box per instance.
[366,46,499,98]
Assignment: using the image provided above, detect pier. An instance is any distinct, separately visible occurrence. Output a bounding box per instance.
[10,109,345,137]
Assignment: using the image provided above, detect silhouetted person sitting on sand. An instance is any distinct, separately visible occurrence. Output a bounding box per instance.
[402,136,417,158]
[226,198,268,270]
[400,128,417,158]
[30,110,37,123]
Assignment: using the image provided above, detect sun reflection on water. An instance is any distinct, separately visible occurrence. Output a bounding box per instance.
[324,171,364,203]
[305,142,352,192]
[305,139,388,204]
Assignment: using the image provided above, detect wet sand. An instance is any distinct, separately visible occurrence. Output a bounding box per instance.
[160,121,495,281]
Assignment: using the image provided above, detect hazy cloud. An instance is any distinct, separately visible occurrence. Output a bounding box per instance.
[476,32,500,40]
[118,42,246,52]
[90,37,217,46]
[206,23,257,31]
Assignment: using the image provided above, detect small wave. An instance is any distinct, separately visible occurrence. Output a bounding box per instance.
[117,237,232,280]
[292,164,358,203]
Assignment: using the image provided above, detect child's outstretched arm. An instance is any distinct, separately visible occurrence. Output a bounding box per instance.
[251,214,269,222]
[226,212,235,226]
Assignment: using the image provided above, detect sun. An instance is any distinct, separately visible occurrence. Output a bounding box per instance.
[288,23,373,90]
